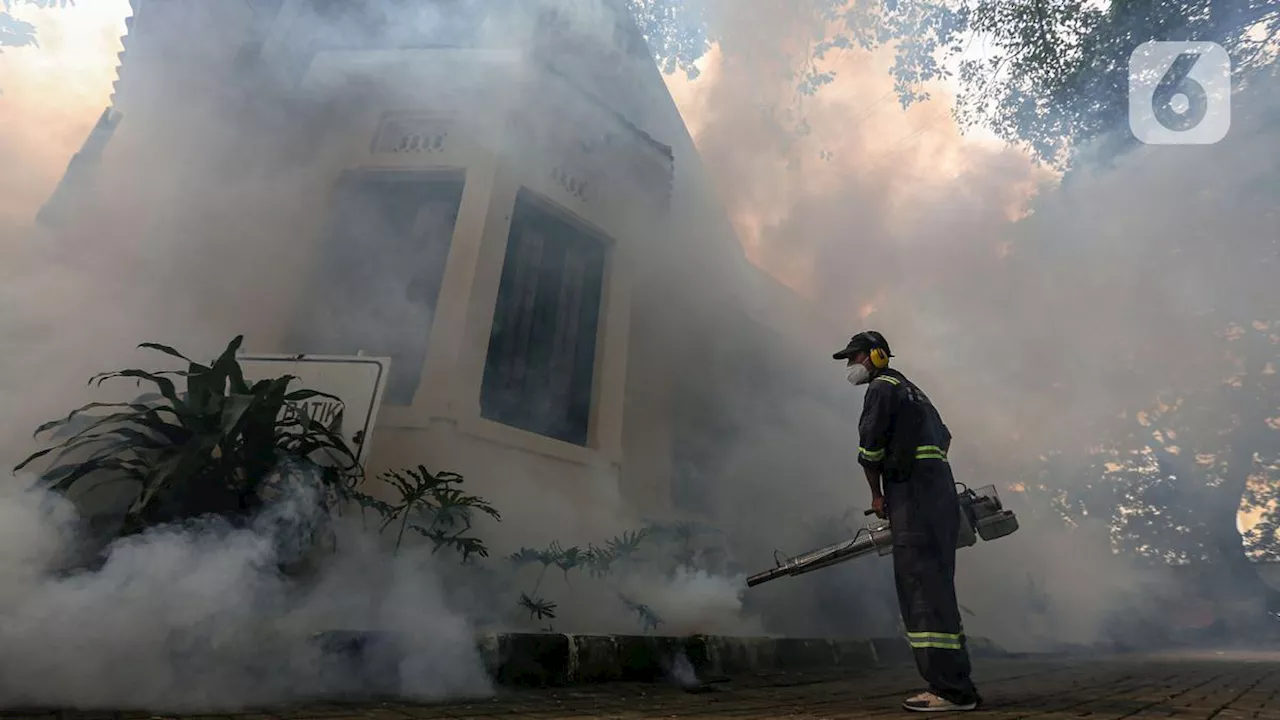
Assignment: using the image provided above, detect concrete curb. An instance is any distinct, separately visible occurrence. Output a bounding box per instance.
[474,633,1012,685]
[314,631,1012,692]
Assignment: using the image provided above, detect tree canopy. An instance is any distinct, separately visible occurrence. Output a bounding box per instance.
[624,0,712,79]
[828,0,1278,168]
[1033,319,1280,564]
[1,3,38,50]
[0,0,72,51]
[627,0,1280,168]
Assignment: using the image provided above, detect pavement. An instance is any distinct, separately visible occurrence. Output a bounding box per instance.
[5,650,1280,720]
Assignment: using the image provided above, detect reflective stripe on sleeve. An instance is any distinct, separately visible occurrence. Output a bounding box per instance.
[914,445,948,461]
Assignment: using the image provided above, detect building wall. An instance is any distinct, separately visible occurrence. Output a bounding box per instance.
[246,42,687,546]
[63,0,822,551]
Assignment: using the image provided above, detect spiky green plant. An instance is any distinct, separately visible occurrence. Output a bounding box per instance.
[508,541,586,629]
[14,336,361,538]
[553,544,584,584]
[604,528,649,563]
[518,593,558,622]
[618,592,663,633]
[509,543,561,597]
[350,465,499,561]
[583,544,616,578]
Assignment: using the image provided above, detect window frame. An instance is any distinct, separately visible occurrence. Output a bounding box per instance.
[291,167,467,407]
[479,187,613,448]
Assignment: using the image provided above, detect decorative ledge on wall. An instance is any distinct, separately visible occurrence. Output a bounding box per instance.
[506,76,673,221]
[548,134,611,204]
[550,164,592,203]
[371,113,452,155]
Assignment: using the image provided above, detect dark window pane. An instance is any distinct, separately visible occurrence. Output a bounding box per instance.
[481,189,607,446]
[290,170,465,405]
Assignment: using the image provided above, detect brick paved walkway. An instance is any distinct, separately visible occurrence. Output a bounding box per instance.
[6,650,1280,720]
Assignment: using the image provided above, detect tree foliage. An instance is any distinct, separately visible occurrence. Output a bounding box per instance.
[1030,319,1280,564]
[0,0,72,51]
[800,0,1280,168]
[624,0,712,79]
[626,0,1277,168]
[635,0,1280,169]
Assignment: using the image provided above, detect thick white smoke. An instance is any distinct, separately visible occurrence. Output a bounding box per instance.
[0,478,491,709]
[1,3,1277,707]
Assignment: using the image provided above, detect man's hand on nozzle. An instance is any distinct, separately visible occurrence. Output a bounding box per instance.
[870,494,886,519]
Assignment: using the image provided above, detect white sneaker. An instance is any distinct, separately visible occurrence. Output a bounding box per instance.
[902,691,979,712]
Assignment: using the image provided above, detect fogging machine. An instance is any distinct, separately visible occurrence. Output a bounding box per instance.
[746,483,1019,587]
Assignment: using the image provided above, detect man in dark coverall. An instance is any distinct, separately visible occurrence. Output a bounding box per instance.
[834,331,981,712]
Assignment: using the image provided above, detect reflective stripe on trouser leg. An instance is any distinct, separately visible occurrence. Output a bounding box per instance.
[887,464,978,703]
[907,631,965,650]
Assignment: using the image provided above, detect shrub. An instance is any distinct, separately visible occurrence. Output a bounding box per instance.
[347,465,500,561]
[14,336,361,541]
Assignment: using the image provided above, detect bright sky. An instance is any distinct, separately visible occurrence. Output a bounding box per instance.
[0,0,131,227]
[0,2,1004,227]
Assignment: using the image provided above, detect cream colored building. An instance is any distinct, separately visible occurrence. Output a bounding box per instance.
[42,0,846,548]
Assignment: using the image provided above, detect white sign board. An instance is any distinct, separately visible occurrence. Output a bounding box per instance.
[237,354,391,466]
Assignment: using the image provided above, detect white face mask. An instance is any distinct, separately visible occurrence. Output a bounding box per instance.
[847,364,870,386]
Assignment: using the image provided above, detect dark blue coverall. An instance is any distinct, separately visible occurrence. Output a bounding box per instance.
[857,368,979,704]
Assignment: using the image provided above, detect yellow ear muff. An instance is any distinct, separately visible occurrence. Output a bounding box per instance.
[869,347,889,369]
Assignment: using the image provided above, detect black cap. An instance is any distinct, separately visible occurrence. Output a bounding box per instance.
[833,331,892,361]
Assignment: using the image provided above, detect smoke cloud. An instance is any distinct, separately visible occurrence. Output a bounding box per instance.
[0,0,1278,710]
[0,479,490,710]
[671,1,1280,650]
